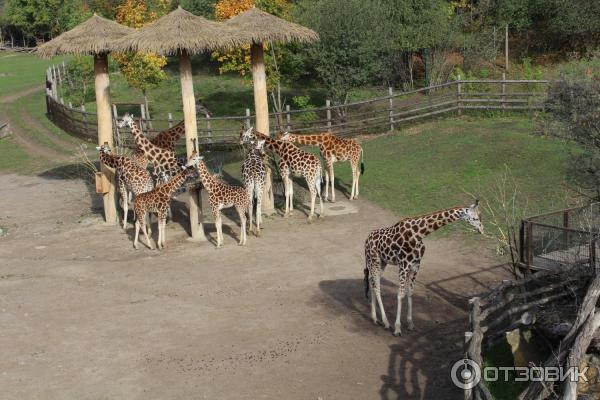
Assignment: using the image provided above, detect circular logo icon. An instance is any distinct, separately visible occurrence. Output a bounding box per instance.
[451,358,481,390]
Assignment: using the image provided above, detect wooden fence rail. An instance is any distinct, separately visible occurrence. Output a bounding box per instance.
[44,65,548,147]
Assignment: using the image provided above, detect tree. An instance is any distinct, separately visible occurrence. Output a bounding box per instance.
[113,0,169,120]
[541,57,600,200]
[298,0,386,104]
[176,0,216,18]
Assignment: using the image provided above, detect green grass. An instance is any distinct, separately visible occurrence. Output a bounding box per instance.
[0,53,69,94]
[0,136,30,170]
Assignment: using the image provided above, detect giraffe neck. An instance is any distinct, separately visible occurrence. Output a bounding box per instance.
[99,151,122,169]
[288,133,327,146]
[196,160,219,192]
[130,119,153,149]
[408,207,467,239]
[160,167,189,195]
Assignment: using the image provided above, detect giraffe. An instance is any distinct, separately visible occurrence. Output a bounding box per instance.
[364,202,484,336]
[132,153,200,250]
[195,156,250,248]
[277,131,364,202]
[117,113,180,183]
[242,139,267,236]
[96,143,154,229]
[149,120,185,152]
[240,127,324,220]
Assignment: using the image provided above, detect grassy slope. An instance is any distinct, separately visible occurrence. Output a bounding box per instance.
[0,52,69,93]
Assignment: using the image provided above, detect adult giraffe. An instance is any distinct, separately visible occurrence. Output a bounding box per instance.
[277,131,364,202]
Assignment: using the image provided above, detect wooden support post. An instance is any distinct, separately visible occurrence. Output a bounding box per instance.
[326,99,332,132]
[94,53,118,225]
[179,50,206,241]
[457,81,462,115]
[168,112,173,128]
[139,103,147,134]
[388,87,394,132]
[285,104,291,132]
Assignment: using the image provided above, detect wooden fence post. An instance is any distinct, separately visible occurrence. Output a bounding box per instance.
[168,112,173,128]
[206,114,212,142]
[112,104,119,146]
[139,104,147,134]
[285,104,291,132]
[81,105,89,136]
[527,221,534,274]
[501,73,506,113]
[464,331,474,400]
[388,87,394,132]
[457,81,462,116]
[326,99,332,132]
[245,108,251,129]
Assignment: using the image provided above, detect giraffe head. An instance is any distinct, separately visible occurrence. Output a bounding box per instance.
[239,126,255,144]
[255,139,266,154]
[117,113,135,129]
[96,142,111,153]
[460,200,484,234]
[275,131,291,141]
[185,151,202,169]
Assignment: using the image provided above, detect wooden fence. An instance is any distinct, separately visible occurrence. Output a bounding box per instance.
[45,64,548,147]
[463,266,594,399]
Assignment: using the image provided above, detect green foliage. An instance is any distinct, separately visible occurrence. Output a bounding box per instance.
[63,56,95,106]
[176,0,216,18]
[291,95,317,126]
[541,56,600,199]
[2,0,88,41]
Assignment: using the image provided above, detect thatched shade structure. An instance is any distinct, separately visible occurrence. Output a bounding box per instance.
[224,7,318,213]
[38,14,135,226]
[115,6,242,241]
[224,7,318,136]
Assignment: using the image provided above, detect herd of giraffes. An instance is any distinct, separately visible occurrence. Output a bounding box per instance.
[97,113,485,336]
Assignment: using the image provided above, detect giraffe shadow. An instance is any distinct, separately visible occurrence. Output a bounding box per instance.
[316,278,467,399]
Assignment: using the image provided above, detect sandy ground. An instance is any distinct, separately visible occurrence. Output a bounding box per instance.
[0,172,511,400]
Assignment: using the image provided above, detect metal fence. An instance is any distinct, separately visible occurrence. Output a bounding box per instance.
[45,64,548,147]
[520,203,600,273]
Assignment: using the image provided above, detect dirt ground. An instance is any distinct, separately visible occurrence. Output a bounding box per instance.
[0,172,511,400]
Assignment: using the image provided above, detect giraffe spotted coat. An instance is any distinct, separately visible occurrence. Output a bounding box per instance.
[364,204,484,336]
[242,139,267,235]
[278,131,363,202]
[240,127,324,220]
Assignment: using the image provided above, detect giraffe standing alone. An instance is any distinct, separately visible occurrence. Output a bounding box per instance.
[118,113,180,183]
[240,127,324,220]
[242,139,267,235]
[364,202,484,336]
[96,143,154,229]
[195,156,250,248]
[278,131,364,202]
[132,154,200,250]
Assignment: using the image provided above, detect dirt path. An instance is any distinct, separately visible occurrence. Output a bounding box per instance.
[0,173,511,400]
[0,85,80,162]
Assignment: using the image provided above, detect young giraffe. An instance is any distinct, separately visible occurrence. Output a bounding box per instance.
[96,143,154,229]
[242,139,267,236]
[118,113,180,183]
[240,127,324,220]
[132,153,200,250]
[195,156,250,248]
[278,131,364,202]
[364,202,484,336]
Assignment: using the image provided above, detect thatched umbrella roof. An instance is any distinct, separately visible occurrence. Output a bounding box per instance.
[37,14,134,58]
[114,6,243,55]
[224,6,319,45]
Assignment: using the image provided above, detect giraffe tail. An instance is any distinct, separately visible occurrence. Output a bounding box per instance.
[360,148,365,175]
[363,267,370,299]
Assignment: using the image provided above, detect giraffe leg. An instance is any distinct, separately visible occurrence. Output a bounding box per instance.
[282,172,290,217]
[133,219,141,249]
[394,266,409,336]
[375,279,390,330]
[329,162,336,202]
[256,189,262,235]
[350,165,357,200]
[406,285,414,331]
[122,190,129,230]
[323,169,329,202]
[317,172,324,218]
[308,185,316,222]
[355,165,360,198]
[215,212,223,248]
[247,186,254,236]
[142,218,154,250]
[288,176,294,212]
[237,206,247,246]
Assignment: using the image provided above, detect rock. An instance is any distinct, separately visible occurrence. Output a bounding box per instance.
[0,122,11,139]
[577,354,600,398]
